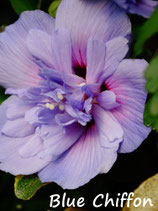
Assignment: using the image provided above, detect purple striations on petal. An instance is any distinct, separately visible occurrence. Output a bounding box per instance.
[56,0,131,67]
[38,125,118,189]
[105,59,151,152]
[0,10,55,89]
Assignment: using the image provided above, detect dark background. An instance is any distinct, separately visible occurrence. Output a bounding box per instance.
[0,1,158,211]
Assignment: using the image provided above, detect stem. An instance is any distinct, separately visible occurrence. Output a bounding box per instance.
[37,0,42,9]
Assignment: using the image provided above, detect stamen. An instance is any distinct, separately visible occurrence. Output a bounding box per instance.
[45,103,55,110]
[45,103,50,108]
[57,92,64,100]
[59,104,64,111]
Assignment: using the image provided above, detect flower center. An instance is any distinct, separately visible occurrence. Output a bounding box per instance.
[7,59,111,128]
[74,64,87,79]
[100,82,108,92]
[30,64,96,127]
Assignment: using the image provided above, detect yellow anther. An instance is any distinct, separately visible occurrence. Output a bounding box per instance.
[57,92,64,100]
[45,103,55,110]
[45,103,50,108]
[49,104,55,110]
[59,104,64,111]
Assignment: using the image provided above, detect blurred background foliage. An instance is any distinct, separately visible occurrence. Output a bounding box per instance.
[0,0,158,211]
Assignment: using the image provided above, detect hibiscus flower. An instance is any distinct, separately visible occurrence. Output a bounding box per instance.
[0,0,150,189]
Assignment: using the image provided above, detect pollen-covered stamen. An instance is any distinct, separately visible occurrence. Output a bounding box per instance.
[59,104,65,111]
[57,92,64,100]
[45,102,65,111]
[45,103,56,110]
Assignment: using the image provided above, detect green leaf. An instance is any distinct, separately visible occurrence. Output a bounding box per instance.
[0,25,6,33]
[134,7,158,57]
[48,0,61,18]
[145,55,158,93]
[144,55,158,131]
[144,101,158,131]
[10,0,38,15]
[0,87,8,104]
[149,93,158,116]
[14,174,45,200]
